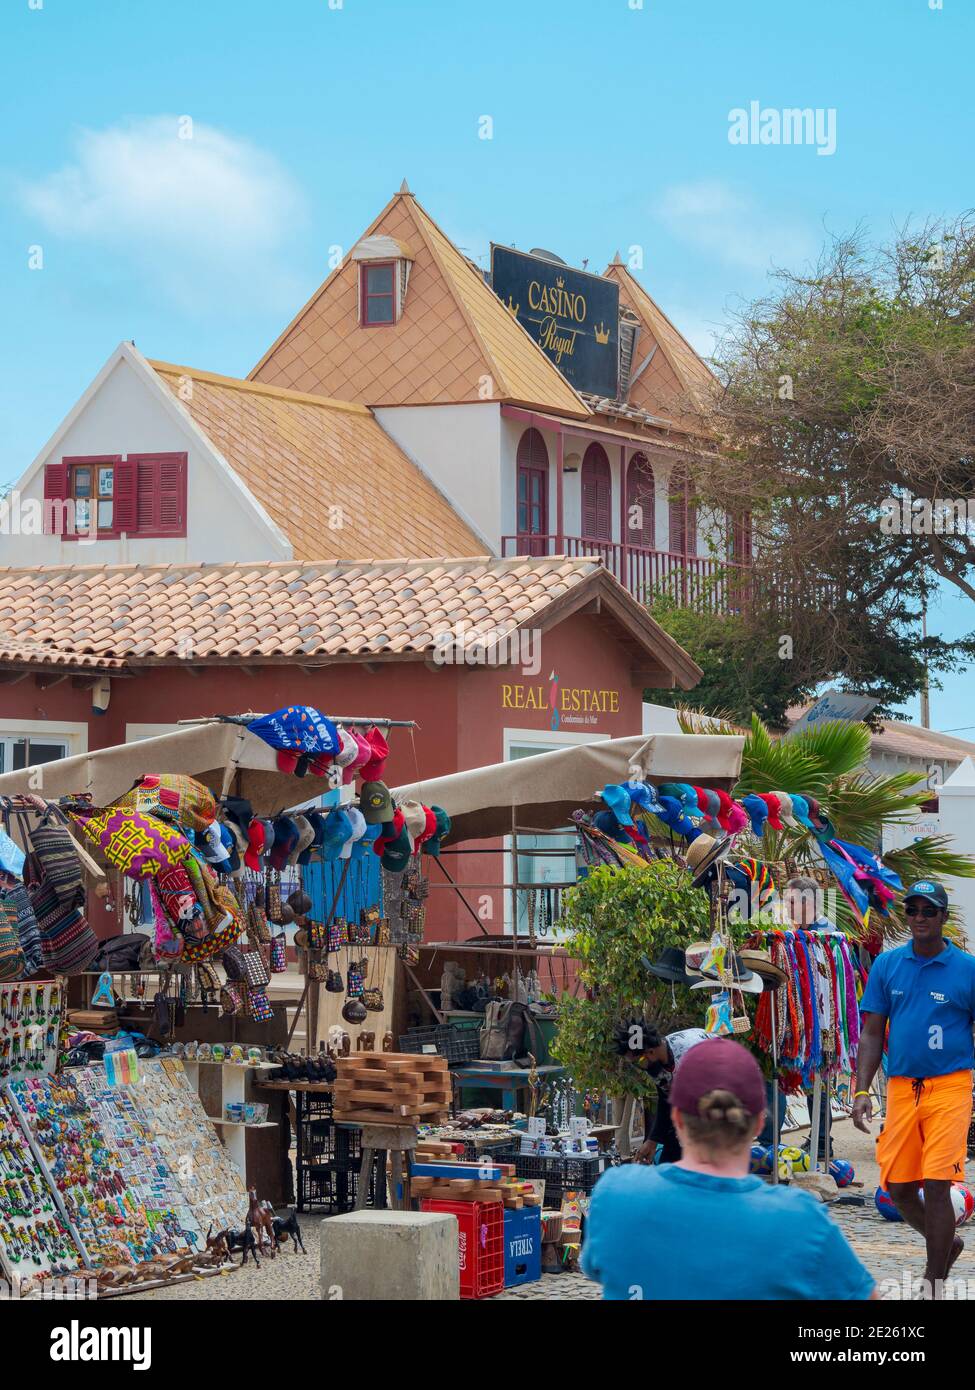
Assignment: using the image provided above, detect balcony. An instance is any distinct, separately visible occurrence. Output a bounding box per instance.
[500,534,752,613]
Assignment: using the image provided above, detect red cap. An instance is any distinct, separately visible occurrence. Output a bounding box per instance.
[416,806,438,847]
[670,1038,765,1118]
[715,788,736,830]
[360,726,389,782]
[759,792,784,831]
[244,820,266,872]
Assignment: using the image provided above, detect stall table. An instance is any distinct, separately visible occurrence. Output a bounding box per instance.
[449,1062,566,1112]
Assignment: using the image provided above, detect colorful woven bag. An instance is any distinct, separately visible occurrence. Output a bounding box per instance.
[71,806,191,878]
[1,883,42,975]
[117,774,217,834]
[28,809,83,905]
[0,893,25,982]
[28,873,99,975]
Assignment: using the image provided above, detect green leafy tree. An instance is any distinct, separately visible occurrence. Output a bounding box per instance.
[552,859,711,1101]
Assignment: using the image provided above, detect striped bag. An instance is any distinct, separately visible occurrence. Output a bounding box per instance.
[28,809,83,905]
[28,872,99,975]
[0,894,25,982]
[1,883,42,975]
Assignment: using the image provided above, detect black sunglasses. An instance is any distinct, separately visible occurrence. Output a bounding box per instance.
[904,904,942,918]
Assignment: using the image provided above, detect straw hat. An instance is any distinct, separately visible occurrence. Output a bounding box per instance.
[684,833,733,888]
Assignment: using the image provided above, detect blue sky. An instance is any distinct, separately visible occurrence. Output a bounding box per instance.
[1,0,972,728]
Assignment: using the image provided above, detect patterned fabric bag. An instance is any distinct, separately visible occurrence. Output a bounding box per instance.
[242,946,271,989]
[1,883,42,975]
[220,983,244,1016]
[0,893,25,982]
[117,774,216,833]
[29,809,83,904]
[248,988,274,1022]
[71,807,191,878]
[222,944,246,981]
[28,872,99,975]
[270,933,287,973]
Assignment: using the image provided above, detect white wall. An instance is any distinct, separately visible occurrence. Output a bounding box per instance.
[932,757,975,950]
[3,352,287,568]
[375,402,502,553]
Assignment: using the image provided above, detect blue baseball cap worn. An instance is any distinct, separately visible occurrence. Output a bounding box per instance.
[601,783,634,827]
[904,880,948,909]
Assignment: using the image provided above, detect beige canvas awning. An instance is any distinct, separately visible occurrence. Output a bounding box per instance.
[392,732,744,844]
[0,721,335,817]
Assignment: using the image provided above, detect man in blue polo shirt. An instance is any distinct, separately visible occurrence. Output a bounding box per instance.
[853,879,975,1297]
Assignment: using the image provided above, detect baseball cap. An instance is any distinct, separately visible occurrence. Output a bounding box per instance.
[339,807,367,860]
[670,1037,766,1118]
[321,808,354,862]
[422,806,451,856]
[361,781,394,825]
[904,880,949,909]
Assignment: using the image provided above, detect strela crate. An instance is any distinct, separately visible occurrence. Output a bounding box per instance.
[333,1052,451,1126]
[421,1199,505,1299]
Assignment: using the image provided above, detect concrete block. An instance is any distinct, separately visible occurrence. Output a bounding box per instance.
[321,1209,460,1300]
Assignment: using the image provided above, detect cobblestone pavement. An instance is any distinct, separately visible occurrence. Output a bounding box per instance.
[126,1118,972,1300]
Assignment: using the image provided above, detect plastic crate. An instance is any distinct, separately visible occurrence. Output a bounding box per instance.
[421,1199,505,1299]
[399,1025,479,1064]
[301,1119,363,1167]
[459,1136,517,1163]
[298,1157,376,1213]
[303,1091,334,1121]
[497,1149,606,1204]
[503,1207,541,1287]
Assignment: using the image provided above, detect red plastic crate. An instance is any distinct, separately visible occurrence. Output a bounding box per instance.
[421,1199,505,1299]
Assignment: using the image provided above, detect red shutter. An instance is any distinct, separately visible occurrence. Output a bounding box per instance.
[113,459,137,532]
[128,453,187,537]
[42,462,68,536]
[626,454,655,546]
[581,444,612,542]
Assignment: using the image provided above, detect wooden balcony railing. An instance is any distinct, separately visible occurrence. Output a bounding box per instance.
[501,534,753,614]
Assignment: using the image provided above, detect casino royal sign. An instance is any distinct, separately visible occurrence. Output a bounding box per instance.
[490,245,620,398]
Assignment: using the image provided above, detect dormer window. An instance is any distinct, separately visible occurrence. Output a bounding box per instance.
[361,262,396,326]
[352,234,414,327]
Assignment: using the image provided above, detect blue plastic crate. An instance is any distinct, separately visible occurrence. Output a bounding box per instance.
[503,1206,541,1287]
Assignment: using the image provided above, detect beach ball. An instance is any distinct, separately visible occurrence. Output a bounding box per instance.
[919,1182,974,1228]
[777,1154,794,1180]
[829,1158,855,1188]
[779,1145,810,1174]
[875,1187,903,1222]
[749,1144,772,1175]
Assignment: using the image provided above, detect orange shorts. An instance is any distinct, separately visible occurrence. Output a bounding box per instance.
[877,1071,973,1188]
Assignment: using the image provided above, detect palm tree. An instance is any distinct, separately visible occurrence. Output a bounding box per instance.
[676,711,975,939]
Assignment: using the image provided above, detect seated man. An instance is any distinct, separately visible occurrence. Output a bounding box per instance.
[583,1038,876,1300]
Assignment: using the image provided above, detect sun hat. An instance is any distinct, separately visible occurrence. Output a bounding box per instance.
[670,1037,766,1118]
[644,945,698,987]
[600,784,634,827]
[738,947,788,989]
[361,781,394,825]
[692,949,762,994]
[684,832,733,888]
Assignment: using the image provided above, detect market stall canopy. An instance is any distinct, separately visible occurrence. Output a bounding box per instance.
[393,732,744,844]
[0,720,345,816]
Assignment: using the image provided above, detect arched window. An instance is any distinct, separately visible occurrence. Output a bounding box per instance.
[581,443,612,542]
[516,428,548,556]
[668,466,697,557]
[626,453,656,548]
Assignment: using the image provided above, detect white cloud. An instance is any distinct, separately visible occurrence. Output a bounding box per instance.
[20,116,306,311]
[655,180,815,275]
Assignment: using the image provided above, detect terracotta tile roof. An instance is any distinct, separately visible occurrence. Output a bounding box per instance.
[0,637,125,674]
[603,259,718,424]
[151,362,483,561]
[249,190,590,419]
[0,556,701,687]
[786,705,975,765]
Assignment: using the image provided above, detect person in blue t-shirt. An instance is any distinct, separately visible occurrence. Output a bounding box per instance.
[853,879,975,1298]
[582,1038,875,1301]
